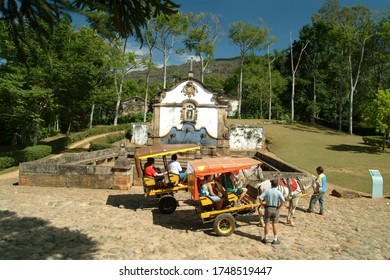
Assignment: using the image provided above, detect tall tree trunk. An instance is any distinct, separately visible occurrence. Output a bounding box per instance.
[312,76,316,123]
[163,46,167,89]
[200,56,204,83]
[238,55,244,119]
[114,76,123,126]
[89,104,95,129]
[144,71,150,122]
[338,48,344,131]
[268,45,273,121]
[347,39,366,135]
[33,123,39,146]
[144,48,153,122]
[290,33,309,123]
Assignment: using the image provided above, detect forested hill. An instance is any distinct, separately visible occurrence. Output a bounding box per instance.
[131,57,240,84]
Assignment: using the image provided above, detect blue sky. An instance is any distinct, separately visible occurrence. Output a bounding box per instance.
[72,0,389,65]
[172,0,389,61]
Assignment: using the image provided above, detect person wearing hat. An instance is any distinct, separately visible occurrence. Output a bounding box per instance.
[259,179,285,245]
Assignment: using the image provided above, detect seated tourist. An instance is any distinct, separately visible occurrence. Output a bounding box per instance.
[143,157,167,187]
[168,154,186,181]
[199,175,223,209]
[220,172,248,206]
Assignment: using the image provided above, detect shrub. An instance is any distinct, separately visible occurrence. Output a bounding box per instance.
[0,156,17,171]
[362,136,390,148]
[14,145,53,162]
[105,132,126,144]
[88,142,114,151]
[88,132,126,151]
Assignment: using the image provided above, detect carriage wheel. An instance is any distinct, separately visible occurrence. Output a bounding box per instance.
[213,213,236,236]
[158,195,177,214]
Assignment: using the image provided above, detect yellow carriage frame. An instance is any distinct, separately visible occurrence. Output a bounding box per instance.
[186,157,263,236]
[134,144,201,214]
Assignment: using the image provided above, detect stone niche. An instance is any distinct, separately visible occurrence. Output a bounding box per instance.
[19,147,133,190]
[149,79,231,156]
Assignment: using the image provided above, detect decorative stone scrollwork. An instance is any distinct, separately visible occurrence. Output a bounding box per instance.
[181,81,198,98]
[223,131,230,140]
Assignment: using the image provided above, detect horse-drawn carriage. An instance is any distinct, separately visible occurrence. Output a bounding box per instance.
[186,156,264,236]
[134,144,200,214]
[135,144,315,234]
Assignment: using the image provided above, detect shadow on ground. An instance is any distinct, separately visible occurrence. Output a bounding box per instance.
[0,210,98,260]
[151,208,210,233]
[106,194,157,211]
[284,124,342,135]
[327,144,382,154]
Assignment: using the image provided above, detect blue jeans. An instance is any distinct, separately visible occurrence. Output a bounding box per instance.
[179,172,186,180]
[309,192,325,213]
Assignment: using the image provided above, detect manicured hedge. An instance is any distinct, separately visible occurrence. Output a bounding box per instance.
[0,145,52,171]
[88,132,126,151]
[0,156,16,170]
[362,136,390,148]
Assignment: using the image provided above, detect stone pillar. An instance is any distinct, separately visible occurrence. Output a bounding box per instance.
[217,104,230,156]
[112,141,133,190]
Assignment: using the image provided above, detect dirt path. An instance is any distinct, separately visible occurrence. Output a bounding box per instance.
[0,179,389,260]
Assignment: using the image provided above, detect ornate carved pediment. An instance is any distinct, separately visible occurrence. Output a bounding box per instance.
[181,81,198,98]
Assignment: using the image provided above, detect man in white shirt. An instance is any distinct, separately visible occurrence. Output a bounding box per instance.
[168,154,186,180]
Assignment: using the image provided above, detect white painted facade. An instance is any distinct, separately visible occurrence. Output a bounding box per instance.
[158,81,219,138]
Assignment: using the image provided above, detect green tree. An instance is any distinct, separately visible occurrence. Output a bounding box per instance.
[150,12,187,89]
[228,20,269,119]
[364,89,390,152]
[182,12,221,83]
[1,1,179,62]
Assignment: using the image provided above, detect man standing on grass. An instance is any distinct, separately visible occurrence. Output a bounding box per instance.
[259,179,285,245]
[306,166,327,215]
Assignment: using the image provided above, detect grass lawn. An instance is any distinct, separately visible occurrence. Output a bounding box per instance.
[228,119,389,194]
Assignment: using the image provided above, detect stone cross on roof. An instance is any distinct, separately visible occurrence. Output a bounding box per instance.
[187,57,194,78]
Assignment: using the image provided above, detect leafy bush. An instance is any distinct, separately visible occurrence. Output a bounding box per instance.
[88,142,115,151]
[362,136,390,147]
[0,156,17,171]
[105,132,126,144]
[88,132,126,151]
[14,145,53,162]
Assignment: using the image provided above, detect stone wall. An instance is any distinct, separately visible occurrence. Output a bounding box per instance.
[229,126,265,150]
[19,148,134,190]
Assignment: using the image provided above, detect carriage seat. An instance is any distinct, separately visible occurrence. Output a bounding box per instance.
[167,173,180,187]
[142,176,157,193]
[199,195,214,206]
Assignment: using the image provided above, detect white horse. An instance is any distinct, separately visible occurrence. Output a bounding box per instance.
[255,177,315,227]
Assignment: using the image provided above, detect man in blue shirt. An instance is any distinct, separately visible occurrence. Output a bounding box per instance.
[306,166,327,215]
[259,179,285,245]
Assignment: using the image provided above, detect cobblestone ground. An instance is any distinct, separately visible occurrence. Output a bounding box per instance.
[0,176,389,260]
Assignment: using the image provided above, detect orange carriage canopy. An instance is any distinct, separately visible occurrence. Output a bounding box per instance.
[186,157,262,200]
[188,157,261,177]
